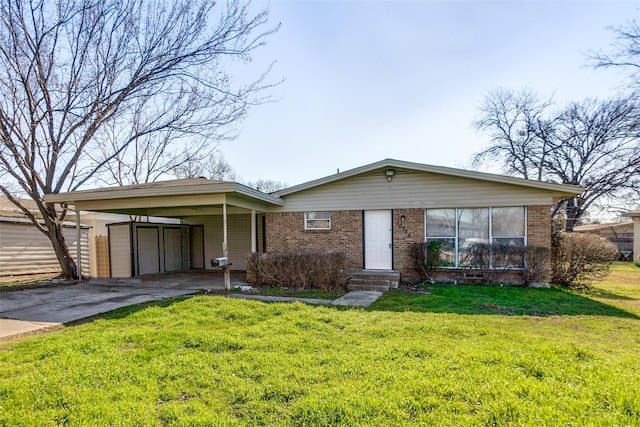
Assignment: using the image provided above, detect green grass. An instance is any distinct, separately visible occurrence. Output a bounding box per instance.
[1,264,639,425]
[222,286,346,300]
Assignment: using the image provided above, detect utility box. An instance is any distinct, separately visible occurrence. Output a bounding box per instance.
[211,257,229,268]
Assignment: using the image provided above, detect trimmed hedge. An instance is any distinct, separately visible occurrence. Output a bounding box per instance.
[246,251,347,291]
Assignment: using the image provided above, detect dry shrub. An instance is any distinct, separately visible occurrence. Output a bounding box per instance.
[551,232,619,288]
[521,246,550,287]
[409,242,550,286]
[246,251,347,291]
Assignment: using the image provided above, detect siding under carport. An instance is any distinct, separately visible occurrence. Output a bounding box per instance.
[0,217,90,276]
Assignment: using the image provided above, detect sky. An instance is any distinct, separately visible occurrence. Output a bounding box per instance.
[220,0,640,186]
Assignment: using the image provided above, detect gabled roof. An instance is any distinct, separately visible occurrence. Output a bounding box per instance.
[275,158,583,198]
[574,221,633,232]
[45,178,284,206]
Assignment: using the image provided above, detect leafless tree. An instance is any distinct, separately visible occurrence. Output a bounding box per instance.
[172,151,237,181]
[0,0,277,278]
[244,178,287,193]
[474,89,640,231]
[591,20,640,89]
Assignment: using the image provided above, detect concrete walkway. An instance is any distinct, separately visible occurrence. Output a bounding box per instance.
[229,290,383,308]
[331,291,384,307]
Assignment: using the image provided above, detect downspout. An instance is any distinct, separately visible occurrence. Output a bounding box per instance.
[251,210,257,253]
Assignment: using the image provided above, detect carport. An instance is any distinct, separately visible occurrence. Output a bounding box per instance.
[45,179,284,289]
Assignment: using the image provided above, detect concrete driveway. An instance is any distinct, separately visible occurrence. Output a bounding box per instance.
[0,272,232,339]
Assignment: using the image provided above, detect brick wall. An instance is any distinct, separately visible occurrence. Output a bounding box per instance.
[527,205,552,248]
[393,209,425,278]
[265,211,363,269]
[265,205,553,281]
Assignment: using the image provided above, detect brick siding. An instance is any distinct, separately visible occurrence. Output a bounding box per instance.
[265,205,553,282]
[393,209,425,278]
[265,211,363,269]
[527,205,552,248]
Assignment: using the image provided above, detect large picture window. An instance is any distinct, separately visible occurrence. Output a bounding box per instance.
[425,207,526,268]
[305,211,331,230]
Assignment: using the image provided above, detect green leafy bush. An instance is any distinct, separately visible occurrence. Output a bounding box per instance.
[551,232,619,288]
[246,251,347,290]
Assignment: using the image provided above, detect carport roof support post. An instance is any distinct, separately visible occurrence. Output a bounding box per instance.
[76,211,82,282]
[223,202,230,289]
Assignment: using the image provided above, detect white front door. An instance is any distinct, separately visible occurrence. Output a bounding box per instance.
[364,210,392,270]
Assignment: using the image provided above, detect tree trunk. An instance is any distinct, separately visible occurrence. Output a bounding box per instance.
[45,215,78,280]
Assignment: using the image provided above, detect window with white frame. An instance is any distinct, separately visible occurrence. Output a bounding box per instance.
[305,211,331,230]
[425,207,526,268]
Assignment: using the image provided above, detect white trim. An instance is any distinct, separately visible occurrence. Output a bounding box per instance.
[424,206,528,268]
[304,211,331,230]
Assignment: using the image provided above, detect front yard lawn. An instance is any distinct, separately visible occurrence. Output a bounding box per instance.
[1,263,639,425]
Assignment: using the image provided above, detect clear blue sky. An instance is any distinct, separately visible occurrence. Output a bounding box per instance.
[222,0,639,186]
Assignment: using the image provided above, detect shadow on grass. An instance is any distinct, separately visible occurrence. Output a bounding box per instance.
[64,295,193,327]
[368,285,639,318]
[583,287,637,301]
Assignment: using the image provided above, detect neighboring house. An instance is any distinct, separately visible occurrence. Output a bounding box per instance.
[0,197,90,276]
[0,196,170,278]
[574,221,634,261]
[623,210,640,266]
[45,159,582,285]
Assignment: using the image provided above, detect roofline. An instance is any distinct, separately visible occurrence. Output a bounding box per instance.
[274,158,583,197]
[622,210,640,218]
[45,181,285,206]
[0,216,90,228]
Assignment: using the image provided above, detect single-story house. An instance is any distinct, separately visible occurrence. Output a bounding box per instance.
[623,210,640,266]
[574,221,634,261]
[45,159,582,286]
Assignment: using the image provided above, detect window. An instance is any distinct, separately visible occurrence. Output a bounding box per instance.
[458,208,489,266]
[425,207,526,268]
[305,211,331,230]
[425,209,456,266]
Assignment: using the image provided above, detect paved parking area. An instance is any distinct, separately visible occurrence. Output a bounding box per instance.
[0,272,384,340]
[0,272,231,339]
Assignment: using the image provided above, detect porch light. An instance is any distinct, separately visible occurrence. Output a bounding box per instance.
[385,169,395,182]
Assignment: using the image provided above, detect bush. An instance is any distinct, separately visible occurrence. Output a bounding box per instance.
[246,251,347,291]
[551,232,619,288]
[408,242,550,286]
[409,242,439,282]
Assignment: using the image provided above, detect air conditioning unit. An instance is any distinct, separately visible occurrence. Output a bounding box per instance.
[211,257,229,268]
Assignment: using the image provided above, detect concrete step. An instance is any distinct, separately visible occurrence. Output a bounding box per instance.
[347,283,390,292]
[347,269,400,291]
[348,278,394,287]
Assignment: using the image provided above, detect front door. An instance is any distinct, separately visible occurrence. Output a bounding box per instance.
[364,210,392,269]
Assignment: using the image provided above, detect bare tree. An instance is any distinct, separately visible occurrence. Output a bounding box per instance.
[244,178,287,193]
[172,151,237,181]
[0,0,277,278]
[591,20,640,89]
[474,89,640,231]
